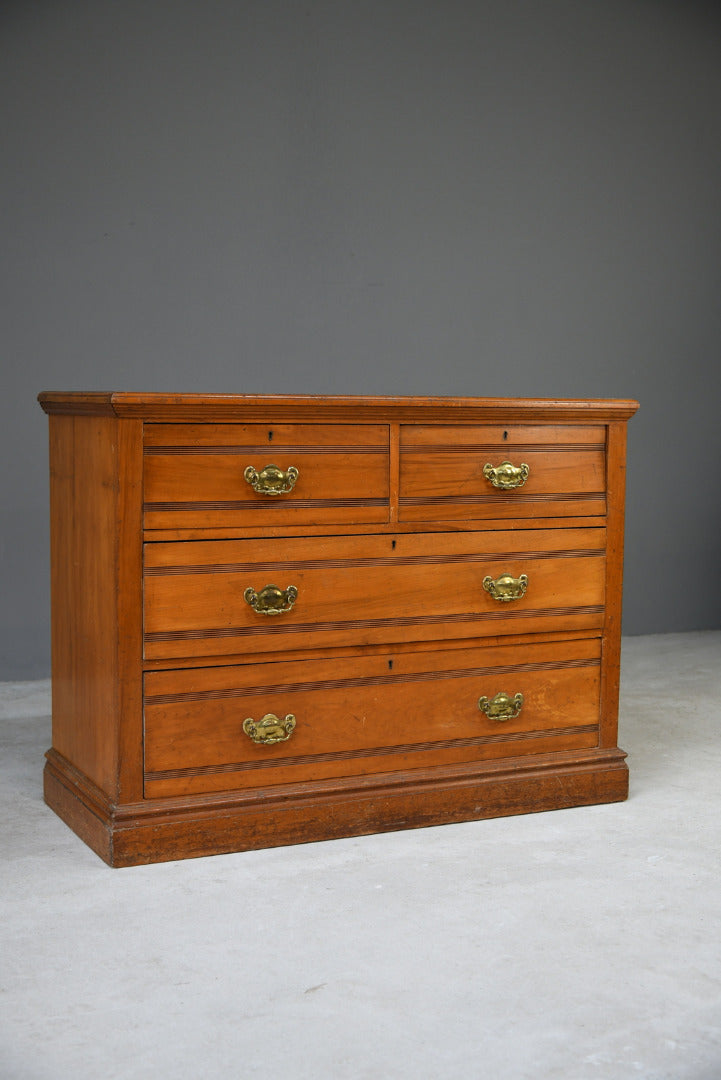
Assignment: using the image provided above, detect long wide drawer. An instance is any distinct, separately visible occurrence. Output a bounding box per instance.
[143,637,602,798]
[400,424,606,522]
[143,528,606,660]
[144,423,390,529]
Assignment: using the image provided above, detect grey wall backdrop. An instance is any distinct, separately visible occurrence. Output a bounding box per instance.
[3,0,721,678]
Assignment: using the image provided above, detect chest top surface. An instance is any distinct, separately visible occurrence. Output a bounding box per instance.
[38,392,639,423]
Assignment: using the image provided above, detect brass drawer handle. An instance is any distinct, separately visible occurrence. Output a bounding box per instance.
[483,573,528,602]
[244,583,298,615]
[243,713,296,745]
[244,463,299,495]
[478,691,524,721]
[482,461,529,490]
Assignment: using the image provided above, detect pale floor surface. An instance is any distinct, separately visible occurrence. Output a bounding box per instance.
[1,632,720,1080]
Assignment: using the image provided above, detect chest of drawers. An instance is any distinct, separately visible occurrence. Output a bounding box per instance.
[39,393,638,866]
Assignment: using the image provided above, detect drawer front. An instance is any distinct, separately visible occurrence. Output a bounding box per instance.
[399,424,606,522]
[144,638,601,797]
[143,528,606,660]
[144,423,390,529]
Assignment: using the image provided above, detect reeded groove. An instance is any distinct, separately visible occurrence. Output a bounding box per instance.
[144,605,605,643]
[144,442,603,455]
[145,548,606,577]
[400,492,605,506]
[145,656,601,705]
[144,445,387,455]
[401,443,605,453]
[144,497,389,512]
[144,724,600,780]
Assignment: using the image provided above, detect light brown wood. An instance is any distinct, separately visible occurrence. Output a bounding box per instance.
[115,419,145,802]
[144,422,389,448]
[44,746,629,867]
[599,420,630,748]
[388,423,401,526]
[143,515,610,542]
[39,393,638,865]
[400,423,608,446]
[142,527,606,660]
[47,415,143,799]
[400,424,606,522]
[144,422,390,529]
[39,392,640,423]
[139,627,603,671]
[143,637,601,798]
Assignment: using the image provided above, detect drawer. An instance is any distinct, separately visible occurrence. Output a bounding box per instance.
[399,424,606,522]
[144,423,390,529]
[143,637,602,797]
[143,527,606,660]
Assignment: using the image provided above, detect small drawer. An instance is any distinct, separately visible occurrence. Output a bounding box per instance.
[399,424,606,522]
[143,527,606,660]
[144,423,389,530]
[143,637,602,798]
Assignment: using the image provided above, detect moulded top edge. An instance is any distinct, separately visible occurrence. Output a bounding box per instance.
[38,392,640,422]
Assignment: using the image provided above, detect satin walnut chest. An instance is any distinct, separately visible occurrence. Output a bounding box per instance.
[38,393,638,866]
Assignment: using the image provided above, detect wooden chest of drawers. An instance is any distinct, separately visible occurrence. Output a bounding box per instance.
[39,393,638,866]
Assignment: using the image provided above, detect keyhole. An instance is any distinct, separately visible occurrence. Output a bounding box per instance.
[503,430,508,440]
[388,659,393,670]
[268,430,273,441]
[391,539,396,550]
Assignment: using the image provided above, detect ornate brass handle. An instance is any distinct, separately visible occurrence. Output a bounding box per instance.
[244,583,298,615]
[482,461,529,490]
[243,713,296,745]
[478,692,524,721]
[483,573,528,602]
[244,463,299,495]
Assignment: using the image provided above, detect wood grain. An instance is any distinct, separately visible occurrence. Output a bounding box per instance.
[144,637,601,797]
[39,393,638,865]
[600,420,631,748]
[46,415,145,801]
[144,422,390,529]
[39,392,640,423]
[143,528,606,659]
[45,746,628,867]
[400,423,606,522]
